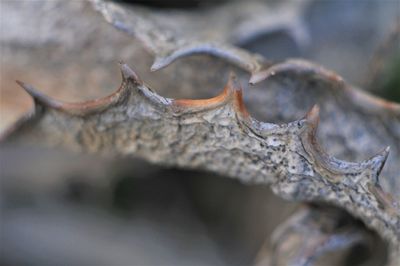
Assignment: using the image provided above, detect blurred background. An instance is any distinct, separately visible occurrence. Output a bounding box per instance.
[0,0,399,265]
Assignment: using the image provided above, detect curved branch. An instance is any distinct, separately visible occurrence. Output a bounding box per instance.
[2,64,398,261]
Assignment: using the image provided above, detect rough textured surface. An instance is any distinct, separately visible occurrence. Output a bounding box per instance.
[2,3,398,199]
[262,205,387,266]
[2,64,399,264]
[1,1,400,265]
[246,60,400,199]
[1,0,399,196]
[92,0,400,87]
[93,0,400,199]
[91,0,310,78]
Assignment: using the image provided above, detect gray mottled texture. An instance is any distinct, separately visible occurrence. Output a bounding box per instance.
[91,0,400,87]
[90,0,400,198]
[1,1,400,265]
[2,2,398,199]
[2,64,399,265]
[265,205,386,266]
[90,0,311,80]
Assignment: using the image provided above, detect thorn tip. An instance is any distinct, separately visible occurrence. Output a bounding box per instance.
[227,72,241,92]
[367,146,390,184]
[249,71,269,84]
[151,57,170,72]
[305,104,320,130]
[16,80,60,108]
[119,63,142,84]
[228,74,249,118]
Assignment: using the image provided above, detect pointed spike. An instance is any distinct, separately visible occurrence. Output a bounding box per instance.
[249,72,260,85]
[249,70,271,84]
[150,58,161,71]
[383,146,390,158]
[305,104,320,133]
[249,67,282,84]
[119,62,142,84]
[229,73,250,118]
[299,104,328,174]
[366,146,390,183]
[16,63,139,116]
[151,56,171,72]
[226,72,239,91]
[16,80,62,109]
[233,89,249,118]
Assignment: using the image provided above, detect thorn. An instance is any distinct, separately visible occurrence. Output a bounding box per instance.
[361,146,390,185]
[249,72,263,84]
[249,71,270,84]
[369,146,390,181]
[227,72,240,91]
[16,80,37,97]
[383,146,390,157]
[119,62,142,84]
[305,105,320,132]
[151,57,170,72]
[229,73,249,118]
[16,80,61,109]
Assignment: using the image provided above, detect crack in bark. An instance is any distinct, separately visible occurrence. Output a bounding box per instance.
[1,64,399,265]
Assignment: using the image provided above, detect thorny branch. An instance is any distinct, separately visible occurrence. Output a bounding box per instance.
[2,61,399,264]
[1,0,400,265]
